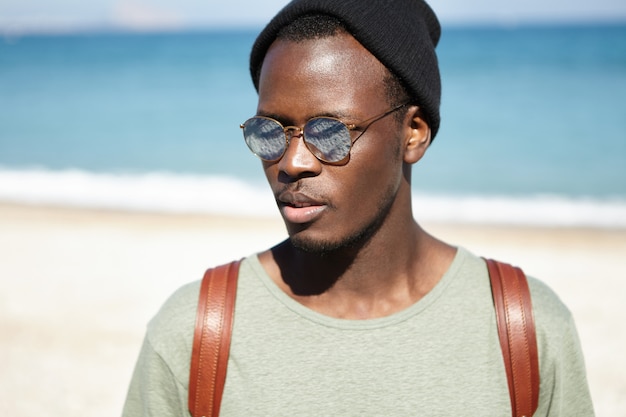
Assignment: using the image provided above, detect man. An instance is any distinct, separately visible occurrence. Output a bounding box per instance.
[123,0,594,415]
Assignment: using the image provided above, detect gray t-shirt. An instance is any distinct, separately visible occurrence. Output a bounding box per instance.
[123,247,594,416]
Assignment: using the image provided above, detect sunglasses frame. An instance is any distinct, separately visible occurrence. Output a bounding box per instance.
[240,102,410,164]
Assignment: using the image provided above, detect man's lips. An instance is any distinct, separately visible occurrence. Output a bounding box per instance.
[277,192,327,224]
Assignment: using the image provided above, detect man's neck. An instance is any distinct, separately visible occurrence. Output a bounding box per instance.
[260,222,456,319]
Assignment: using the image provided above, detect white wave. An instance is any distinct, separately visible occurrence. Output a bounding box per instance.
[1,168,625,228]
[413,193,626,228]
[0,168,277,217]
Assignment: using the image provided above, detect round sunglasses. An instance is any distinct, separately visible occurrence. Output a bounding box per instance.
[240,103,409,164]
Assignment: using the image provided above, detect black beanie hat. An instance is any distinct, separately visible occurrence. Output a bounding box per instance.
[249,0,442,139]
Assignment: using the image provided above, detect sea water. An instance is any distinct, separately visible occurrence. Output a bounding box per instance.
[1,25,625,227]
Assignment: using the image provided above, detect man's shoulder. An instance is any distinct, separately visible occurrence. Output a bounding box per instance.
[145,279,201,353]
[150,279,202,325]
[517,274,582,374]
[459,248,575,330]
[527,276,571,318]
[144,257,254,356]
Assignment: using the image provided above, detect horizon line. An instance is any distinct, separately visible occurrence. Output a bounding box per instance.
[2,17,625,37]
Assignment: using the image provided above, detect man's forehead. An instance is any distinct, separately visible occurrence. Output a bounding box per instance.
[260,34,388,86]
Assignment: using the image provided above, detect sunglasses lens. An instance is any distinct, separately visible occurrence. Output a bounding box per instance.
[242,117,352,163]
[304,118,352,163]
[242,117,287,161]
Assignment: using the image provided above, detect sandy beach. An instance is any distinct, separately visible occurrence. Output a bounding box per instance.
[0,202,624,416]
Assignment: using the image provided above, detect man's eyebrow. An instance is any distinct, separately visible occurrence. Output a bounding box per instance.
[315,110,355,120]
[255,109,357,123]
[255,110,286,121]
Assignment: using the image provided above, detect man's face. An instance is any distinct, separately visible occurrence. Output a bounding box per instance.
[256,33,408,253]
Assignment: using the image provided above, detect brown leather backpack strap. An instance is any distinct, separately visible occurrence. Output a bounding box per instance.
[485,259,540,417]
[188,260,241,417]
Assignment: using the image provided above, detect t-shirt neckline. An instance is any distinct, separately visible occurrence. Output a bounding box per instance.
[247,247,468,330]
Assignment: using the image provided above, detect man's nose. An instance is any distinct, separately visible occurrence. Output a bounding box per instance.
[277,129,322,179]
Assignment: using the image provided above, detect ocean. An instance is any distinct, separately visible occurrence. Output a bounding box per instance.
[1,24,625,227]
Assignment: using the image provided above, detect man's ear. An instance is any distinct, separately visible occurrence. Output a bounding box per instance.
[403,106,432,164]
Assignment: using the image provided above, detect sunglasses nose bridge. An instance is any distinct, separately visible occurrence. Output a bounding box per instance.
[283,125,304,143]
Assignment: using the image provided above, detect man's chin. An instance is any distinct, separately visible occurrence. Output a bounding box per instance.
[288,229,367,255]
[288,234,344,255]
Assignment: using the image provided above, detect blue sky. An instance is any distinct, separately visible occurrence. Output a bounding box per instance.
[1,0,626,34]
